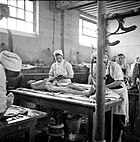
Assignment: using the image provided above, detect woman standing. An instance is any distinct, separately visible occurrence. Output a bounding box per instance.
[117,53,130,86]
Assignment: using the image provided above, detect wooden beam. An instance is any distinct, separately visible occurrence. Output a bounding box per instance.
[80,11,97,21]
[56,1,96,10]
[95,1,106,142]
[61,10,65,57]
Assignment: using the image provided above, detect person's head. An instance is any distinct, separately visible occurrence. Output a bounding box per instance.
[0,42,9,52]
[91,52,97,63]
[0,4,10,20]
[135,57,140,63]
[103,54,109,66]
[111,55,117,62]
[0,51,22,78]
[53,50,63,63]
[117,53,126,65]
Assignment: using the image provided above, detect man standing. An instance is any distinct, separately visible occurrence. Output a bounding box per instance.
[92,54,129,142]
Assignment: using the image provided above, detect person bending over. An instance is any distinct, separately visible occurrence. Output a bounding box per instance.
[0,50,22,119]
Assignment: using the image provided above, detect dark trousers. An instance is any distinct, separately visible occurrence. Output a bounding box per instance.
[105,112,125,142]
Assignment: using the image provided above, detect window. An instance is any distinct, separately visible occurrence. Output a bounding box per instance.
[79,15,97,47]
[0,0,34,33]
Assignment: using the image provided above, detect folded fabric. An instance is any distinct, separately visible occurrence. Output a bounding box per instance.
[0,51,22,71]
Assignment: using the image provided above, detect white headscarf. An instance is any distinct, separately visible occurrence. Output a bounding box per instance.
[53,50,63,57]
[0,51,22,72]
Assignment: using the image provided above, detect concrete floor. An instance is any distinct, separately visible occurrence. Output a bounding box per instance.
[122,126,140,142]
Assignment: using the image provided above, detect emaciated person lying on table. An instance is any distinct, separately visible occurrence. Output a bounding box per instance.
[28,79,96,97]
[28,78,121,102]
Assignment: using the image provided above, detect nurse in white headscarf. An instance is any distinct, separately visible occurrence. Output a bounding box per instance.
[48,49,74,84]
[0,50,22,117]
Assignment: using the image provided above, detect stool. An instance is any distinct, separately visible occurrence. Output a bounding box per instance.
[47,123,64,142]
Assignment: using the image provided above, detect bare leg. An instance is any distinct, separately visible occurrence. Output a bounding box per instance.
[67,83,87,91]
[82,85,96,97]
[45,84,96,96]
[45,85,69,92]
[30,80,46,90]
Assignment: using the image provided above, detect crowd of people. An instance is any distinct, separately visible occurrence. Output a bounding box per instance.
[111,54,140,88]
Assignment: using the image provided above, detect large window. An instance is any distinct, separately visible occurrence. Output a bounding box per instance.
[79,15,97,47]
[0,0,33,33]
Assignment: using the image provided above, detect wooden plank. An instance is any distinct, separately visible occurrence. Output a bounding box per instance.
[79,1,140,17]
[61,10,65,56]
[56,1,96,10]
[81,2,140,14]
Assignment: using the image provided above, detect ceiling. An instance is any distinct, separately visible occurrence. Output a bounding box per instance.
[56,1,140,19]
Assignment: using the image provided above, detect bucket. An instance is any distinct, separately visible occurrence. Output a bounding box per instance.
[67,133,88,142]
[66,113,82,134]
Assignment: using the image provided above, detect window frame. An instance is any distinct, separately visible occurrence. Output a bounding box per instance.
[79,15,97,47]
[0,0,38,37]
[81,16,97,38]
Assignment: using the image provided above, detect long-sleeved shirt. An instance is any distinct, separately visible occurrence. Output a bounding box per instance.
[49,59,74,83]
[0,64,7,113]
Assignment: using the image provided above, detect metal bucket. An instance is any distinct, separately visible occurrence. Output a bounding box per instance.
[67,133,88,142]
[66,113,82,134]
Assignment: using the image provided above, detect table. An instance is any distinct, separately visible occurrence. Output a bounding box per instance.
[10,88,121,142]
[0,105,47,142]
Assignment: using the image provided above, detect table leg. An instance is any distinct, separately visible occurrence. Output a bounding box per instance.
[88,110,96,142]
[25,120,37,142]
[110,109,114,142]
[129,95,137,133]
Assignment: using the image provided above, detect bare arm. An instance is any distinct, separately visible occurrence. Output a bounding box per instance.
[105,80,123,89]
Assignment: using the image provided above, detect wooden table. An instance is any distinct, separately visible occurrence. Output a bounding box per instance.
[10,88,121,142]
[0,105,47,142]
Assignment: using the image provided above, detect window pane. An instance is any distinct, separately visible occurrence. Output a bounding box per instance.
[17,20,25,32]
[26,0,33,12]
[83,20,97,30]
[7,18,16,30]
[26,22,33,33]
[79,34,97,47]
[8,0,16,7]
[26,11,33,22]
[0,0,7,4]
[9,6,16,17]
[0,0,34,34]
[17,9,24,19]
[17,0,24,9]
[79,18,97,47]
[83,28,97,37]
[0,17,7,28]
